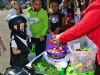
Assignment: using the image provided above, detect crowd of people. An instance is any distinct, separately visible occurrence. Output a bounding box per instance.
[0,0,100,75]
[4,0,75,67]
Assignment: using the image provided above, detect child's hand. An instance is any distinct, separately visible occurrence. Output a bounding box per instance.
[54,28,60,34]
[1,44,6,51]
[47,28,51,33]
[40,35,44,42]
[0,39,6,51]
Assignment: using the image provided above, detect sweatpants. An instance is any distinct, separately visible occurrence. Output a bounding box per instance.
[31,36,47,56]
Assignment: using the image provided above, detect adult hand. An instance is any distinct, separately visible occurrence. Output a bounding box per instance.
[54,34,61,46]
[40,35,44,42]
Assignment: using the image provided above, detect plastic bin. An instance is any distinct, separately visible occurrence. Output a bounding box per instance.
[67,36,98,73]
[66,63,95,75]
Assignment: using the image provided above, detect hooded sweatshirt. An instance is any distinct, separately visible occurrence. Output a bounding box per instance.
[26,7,48,38]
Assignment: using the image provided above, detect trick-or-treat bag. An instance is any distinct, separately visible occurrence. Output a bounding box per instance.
[67,36,98,73]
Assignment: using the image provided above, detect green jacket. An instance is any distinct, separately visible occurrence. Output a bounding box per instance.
[26,7,48,38]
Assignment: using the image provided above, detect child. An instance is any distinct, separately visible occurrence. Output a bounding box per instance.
[5,1,18,22]
[0,37,6,51]
[8,15,30,67]
[26,0,48,56]
[48,0,65,34]
[60,0,74,16]
[15,3,32,38]
[60,0,74,29]
[46,0,65,47]
[5,1,32,38]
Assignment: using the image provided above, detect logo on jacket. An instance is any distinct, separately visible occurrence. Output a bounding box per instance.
[28,17,39,24]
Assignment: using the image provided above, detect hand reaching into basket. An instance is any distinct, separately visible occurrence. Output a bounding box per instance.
[53,34,61,46]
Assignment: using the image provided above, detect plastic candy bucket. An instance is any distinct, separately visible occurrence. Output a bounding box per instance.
[67,36,98,73]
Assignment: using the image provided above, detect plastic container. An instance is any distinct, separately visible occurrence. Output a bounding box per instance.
[67,36,98,73]
[66,63,95,75]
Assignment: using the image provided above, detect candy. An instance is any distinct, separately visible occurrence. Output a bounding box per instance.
[70,48,95,72]
[46,44,68,59]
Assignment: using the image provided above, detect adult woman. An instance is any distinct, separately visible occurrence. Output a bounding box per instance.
[55,0,100,74]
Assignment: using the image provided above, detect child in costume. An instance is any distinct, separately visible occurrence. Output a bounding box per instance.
[8,15,30,67]
[14,3,32,38]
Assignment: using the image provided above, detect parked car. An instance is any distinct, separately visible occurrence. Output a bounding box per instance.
[18,1,27,9]
[5,5,9,10]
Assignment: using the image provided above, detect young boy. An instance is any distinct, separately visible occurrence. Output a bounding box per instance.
[8,15,30,67]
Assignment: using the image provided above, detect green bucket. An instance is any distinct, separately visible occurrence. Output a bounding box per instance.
[29,45,35,54]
